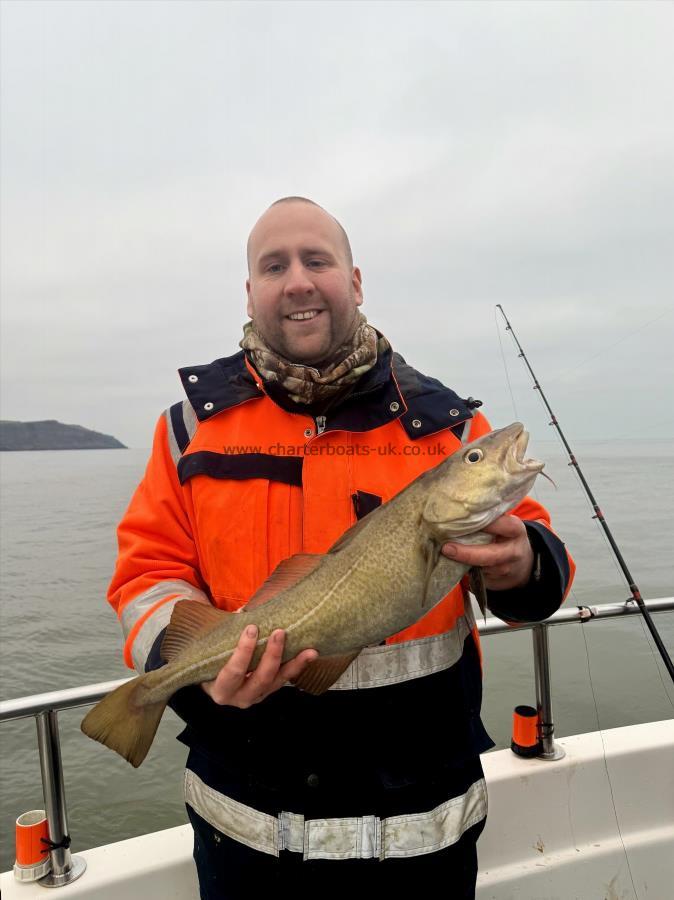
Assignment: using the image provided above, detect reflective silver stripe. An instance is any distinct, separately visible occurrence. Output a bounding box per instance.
[165,407,180,466]
[183,400,198,443]
[184,768,487,860]
[165,400,198,466]
[120,580,208,674]
[328,614,471,690]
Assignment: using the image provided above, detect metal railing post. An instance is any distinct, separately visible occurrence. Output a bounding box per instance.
[532,623,565,761]
[35,710,87,887]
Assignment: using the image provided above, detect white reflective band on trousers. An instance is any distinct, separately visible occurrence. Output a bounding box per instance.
[184,769,488,861]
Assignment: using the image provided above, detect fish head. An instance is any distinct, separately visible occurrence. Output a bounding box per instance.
[421,422,544,541]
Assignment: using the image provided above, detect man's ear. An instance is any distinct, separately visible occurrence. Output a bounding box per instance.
[246,279,253,318]
[352,267,363,306]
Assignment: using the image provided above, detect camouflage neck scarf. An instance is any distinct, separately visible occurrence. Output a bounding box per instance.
[239,311,389,405]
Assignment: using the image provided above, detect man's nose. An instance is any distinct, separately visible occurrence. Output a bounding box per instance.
[283,261,315,296]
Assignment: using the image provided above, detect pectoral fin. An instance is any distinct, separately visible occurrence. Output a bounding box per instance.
[469,567,488,621]
[421,539,441,608]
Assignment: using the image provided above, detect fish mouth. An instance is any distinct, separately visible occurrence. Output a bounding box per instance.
[506,424,545,475]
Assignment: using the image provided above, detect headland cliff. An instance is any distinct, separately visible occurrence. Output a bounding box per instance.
[0,420,126,451]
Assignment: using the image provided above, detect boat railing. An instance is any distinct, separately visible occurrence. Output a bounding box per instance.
[1,596,673,887]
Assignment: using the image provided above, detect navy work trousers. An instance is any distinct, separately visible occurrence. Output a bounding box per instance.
[187,805,485,900]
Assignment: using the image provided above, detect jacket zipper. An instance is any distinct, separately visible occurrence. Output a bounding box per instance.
[312,378,392,436]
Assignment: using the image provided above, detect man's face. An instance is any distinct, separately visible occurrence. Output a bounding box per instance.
[246,203,363,366]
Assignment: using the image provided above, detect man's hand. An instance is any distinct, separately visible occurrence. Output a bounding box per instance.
[441,514,534,591]
[201,625,318,709]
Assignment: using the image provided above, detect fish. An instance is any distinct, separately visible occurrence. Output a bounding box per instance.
[81,421,544,767]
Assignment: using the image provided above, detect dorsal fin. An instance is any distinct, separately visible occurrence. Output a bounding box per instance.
[244,553,324,610]
[421,538,441,608]
[161,601,230,662]
[291,652,360,695]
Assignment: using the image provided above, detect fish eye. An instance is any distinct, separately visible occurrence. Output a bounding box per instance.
[464,449,484,464]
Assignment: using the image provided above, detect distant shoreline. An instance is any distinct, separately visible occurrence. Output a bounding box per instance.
[0,420,126,451]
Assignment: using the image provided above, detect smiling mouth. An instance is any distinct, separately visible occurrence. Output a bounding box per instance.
[286,310,323,321]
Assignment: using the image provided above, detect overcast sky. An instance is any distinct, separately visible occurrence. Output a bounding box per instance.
[1,0,672,448]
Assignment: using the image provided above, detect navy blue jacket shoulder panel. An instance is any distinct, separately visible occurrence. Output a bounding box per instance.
[177,341,481,440]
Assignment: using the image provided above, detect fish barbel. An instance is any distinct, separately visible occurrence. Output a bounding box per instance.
[82,422,544,766]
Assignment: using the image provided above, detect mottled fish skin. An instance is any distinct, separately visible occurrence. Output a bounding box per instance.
[82,422,544,766]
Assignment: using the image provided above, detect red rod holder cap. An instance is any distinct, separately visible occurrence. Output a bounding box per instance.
[14,809,51,882]
[511,705,543,758]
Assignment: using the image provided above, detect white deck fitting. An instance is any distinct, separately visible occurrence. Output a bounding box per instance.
[2,720,673,899]
[2,826,198,900]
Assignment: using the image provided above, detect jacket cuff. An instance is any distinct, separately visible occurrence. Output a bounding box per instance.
[486,521,571,624]
[145,629,168,673]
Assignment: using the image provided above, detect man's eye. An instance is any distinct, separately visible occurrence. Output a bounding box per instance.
[307,259,326,268]
[266,264,284,273]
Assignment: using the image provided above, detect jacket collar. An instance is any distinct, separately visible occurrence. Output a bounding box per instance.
[179,340,480,439]
[179,351,260,422]
[391,353,481,438]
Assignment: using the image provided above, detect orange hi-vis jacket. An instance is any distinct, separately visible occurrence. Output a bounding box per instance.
[109,345,575,677]
[108,342,575,857]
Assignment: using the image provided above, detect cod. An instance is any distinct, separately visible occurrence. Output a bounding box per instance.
[82,422,544,767]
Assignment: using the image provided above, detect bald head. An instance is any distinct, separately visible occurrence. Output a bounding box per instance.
[244,196,363,365]
[247,197,353,274]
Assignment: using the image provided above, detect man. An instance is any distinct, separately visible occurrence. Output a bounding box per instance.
[110,197,574,898]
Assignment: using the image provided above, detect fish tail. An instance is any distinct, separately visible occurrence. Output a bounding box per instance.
[81,677,167,768]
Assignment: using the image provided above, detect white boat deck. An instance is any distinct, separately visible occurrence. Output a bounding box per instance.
[3,719,673,899]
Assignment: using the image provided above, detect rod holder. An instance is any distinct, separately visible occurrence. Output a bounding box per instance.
[532,624,565,761]
[35,710,86,887]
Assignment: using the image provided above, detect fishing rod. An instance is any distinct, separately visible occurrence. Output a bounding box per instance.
[496,303,674,683]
